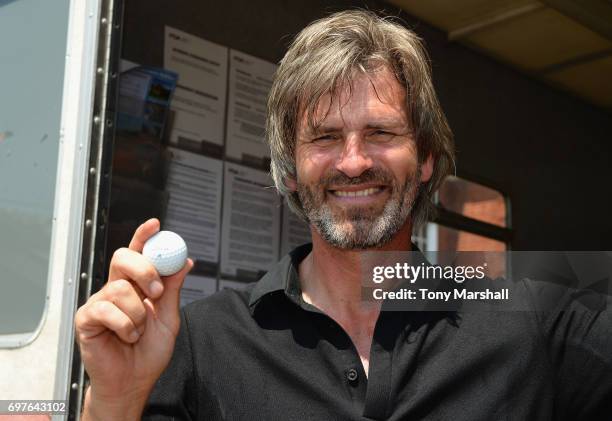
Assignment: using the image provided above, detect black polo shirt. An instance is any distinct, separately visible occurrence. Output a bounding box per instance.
[143,244,612,420]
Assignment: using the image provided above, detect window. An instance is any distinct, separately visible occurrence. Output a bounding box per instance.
[438,176,507,228]
[413,175,511,254]
[0,0,70,346]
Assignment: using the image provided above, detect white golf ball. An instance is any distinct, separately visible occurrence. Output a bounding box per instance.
[142,231,188,276]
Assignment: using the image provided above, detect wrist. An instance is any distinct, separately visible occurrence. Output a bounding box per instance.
[82,385,150,421]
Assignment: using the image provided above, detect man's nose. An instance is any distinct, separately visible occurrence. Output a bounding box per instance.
[335,134,373,178]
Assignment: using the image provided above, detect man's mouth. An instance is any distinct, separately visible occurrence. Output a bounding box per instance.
[325,185,389,206]
[330,186,385,197]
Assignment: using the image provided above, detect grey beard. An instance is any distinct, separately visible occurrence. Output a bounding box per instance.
[298,167,421,250]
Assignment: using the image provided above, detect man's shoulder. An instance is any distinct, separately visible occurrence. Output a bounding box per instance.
[180,245,307,325]
[182,282,258,323]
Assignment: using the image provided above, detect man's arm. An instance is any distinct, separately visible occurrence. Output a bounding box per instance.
[525,280,612,419]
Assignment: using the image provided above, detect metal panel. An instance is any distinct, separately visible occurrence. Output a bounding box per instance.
[465,7,611,70]
[548,55,612,107]
[541,0,612,41]
[387,0,541,31]
[51,0,105,413]
[64,0,124,418]
[386,0,612,110]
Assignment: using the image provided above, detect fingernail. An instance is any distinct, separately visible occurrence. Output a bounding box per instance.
[129,330,140,342]
[150,281,163,296]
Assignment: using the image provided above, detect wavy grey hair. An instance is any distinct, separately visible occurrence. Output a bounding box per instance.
[266,9,455,231]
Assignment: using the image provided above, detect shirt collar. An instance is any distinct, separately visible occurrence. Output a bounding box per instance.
[248,243,312,312]
[248,242,428,314]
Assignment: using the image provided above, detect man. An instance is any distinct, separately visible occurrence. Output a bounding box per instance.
[76,10,612,421]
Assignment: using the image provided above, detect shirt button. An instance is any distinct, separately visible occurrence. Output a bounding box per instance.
[347,368,358,382]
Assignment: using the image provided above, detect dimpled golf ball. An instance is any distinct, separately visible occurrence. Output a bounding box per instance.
[142,231,188,276]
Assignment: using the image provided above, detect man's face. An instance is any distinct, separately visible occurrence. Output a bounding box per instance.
[289,66,433,249]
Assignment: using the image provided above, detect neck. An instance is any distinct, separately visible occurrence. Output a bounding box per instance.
[300,221,413,319]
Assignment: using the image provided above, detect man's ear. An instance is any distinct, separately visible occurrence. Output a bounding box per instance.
[285,177,297,192]
[420,154,434,183]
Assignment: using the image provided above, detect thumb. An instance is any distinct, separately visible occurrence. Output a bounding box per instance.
[156,258,194,329]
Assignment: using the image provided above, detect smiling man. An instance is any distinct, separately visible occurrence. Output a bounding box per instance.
[76,9,612,421]
[291,67,432,251]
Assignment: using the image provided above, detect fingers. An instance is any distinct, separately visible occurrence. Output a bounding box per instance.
[156,258,194,327]
[80,219,194,341]
[162,258,194,292]
[76,259,194,345]
[109,247,163,299]
[128,218,160,253]
[103,279,147,335]
[160,259,193,303]
[76,279,148,343]
[76,300,141,344]
[76,219,192,349]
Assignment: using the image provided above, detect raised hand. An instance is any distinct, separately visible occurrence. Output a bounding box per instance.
[75,219,193,420]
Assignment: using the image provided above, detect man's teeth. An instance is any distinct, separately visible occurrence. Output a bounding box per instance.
[333,187,381,197]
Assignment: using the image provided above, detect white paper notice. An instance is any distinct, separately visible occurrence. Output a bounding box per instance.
[220,163,281,279]
[219,279,252,291]
[225,50,277,162]
[180,274,217,307]
[164,27,228,148]
[165,148,223,264]
[280,206,312,256]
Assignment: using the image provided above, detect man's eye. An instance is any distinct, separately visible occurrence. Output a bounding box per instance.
[313,134,337,142]
[371,130,394,138]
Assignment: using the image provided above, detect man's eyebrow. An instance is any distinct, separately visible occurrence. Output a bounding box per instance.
[365,118,406,129]
[305,124,342,135]
[301,119,409,136]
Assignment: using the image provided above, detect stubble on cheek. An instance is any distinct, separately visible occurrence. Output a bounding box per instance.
[295,164,422,249]
[297,167,393,221]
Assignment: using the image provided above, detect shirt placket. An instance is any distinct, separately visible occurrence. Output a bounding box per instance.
[289,291,370,416]
[362,311,405,420]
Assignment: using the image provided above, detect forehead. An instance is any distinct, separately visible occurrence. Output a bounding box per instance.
[298,66,408,132]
